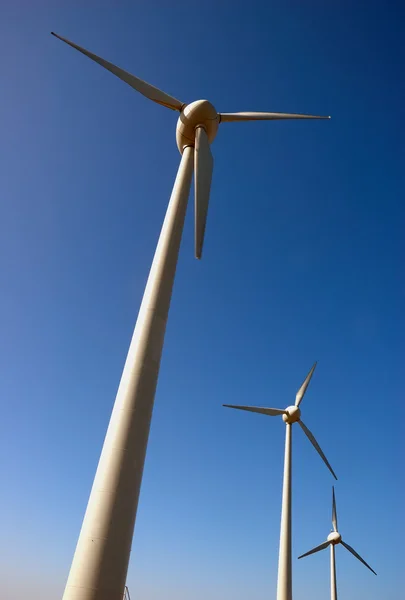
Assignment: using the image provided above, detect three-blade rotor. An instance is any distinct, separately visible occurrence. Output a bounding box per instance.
[224,362,337,480]
[51,32,330,260]
[298,487,377,576]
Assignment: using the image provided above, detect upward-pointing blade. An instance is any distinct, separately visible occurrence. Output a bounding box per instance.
[341,541,377,575]
[194,127,214,259]
[295,362,317,406]
[298,540,330,559]
[223,405,286,416]
[332,486,338,532]
[299,420,337,480]
[51,32,184,111]
[219,112,331,122]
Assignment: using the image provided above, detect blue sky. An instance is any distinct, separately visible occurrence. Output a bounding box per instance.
[0,1,403,599]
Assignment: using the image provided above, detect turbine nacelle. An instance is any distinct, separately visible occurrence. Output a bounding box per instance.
[282,405,301,423]
[327,531,342,545]
[176,100,219,152]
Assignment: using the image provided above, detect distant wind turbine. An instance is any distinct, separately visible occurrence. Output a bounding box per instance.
[51,31,330,600]
[298,487,376,600]
[224,362,337,600]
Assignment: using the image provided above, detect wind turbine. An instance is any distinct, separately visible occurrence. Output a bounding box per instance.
[51,32,330,600]
[298,487,377,600]
[224,362,337,600]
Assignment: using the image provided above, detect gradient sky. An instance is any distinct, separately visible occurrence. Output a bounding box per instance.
[1,2,404,599]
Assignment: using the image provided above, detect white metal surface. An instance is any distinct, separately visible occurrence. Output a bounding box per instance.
[277,423,292,600]
[62,147,194,600]
[330,543,337,600]
[194,126,214,259]
[219,112,330,122]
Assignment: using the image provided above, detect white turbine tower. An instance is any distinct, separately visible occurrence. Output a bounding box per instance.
[224,362,337,600]
[51,32,330,600]
[298,487,376,600]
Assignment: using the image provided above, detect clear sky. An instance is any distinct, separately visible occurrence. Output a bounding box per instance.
[0,1,403,599]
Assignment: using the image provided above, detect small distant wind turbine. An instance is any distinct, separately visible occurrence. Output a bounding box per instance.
[298,487,376,600]
[51,32,330,600]
[224,362,337,600]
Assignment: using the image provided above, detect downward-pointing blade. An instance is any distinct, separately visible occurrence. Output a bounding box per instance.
[299,420,337,480]
[194,127,214,259]
[298,540,330,559]
[341,541,377,575]
[51,32,184,111]
[332,486,338,532]
[219,112,330,122]
[295,362,317,406]
[223,405,286,416]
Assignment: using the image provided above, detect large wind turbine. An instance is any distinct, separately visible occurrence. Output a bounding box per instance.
[224,363,337,600]
[51,32,330,600]
[298,487,377,599]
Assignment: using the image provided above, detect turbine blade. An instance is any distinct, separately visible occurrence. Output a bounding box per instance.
[298,540,330,559]
[299,420,337,480]
[219,112,330,122]
[295,362,317,406]
[194,127,214,259]
[51,32,184,111]
[332,486,338,532]
[223,405,286,417]
[341,541,377,575]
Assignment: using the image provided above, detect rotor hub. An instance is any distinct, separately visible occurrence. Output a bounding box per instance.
[282,405,301,423]
[176,100,219,153]
[327,531,342,545]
